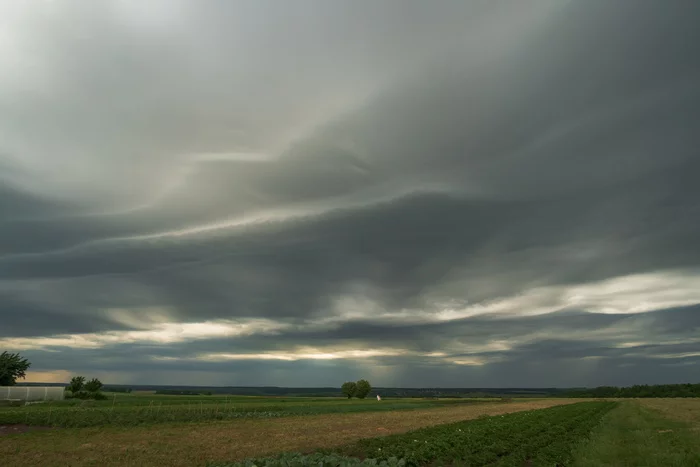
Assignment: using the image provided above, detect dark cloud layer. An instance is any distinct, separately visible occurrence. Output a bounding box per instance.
[1,0,699,387]
[13,306,700,387]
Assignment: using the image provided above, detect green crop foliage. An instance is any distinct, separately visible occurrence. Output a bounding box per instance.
[213,402,617,467]
[0,403,290,427]
[0,397,487,428]
[343,401,617,466]
[207,453,405,467]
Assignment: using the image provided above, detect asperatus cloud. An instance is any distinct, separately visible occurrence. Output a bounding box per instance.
[0,0,699,388]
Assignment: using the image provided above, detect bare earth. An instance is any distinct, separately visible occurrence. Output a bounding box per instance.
[0,399,578,467]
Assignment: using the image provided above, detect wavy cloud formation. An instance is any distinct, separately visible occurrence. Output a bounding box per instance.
[1,0,699,386]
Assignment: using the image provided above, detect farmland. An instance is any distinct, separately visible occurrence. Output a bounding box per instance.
[213,401,617,466]
[0,393,498,428]
[1,395,699,466]
[572,400,700,466]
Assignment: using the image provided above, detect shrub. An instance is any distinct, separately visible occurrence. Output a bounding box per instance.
[66,390,107,400]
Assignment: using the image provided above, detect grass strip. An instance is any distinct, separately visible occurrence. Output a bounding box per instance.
[571,400,700,467]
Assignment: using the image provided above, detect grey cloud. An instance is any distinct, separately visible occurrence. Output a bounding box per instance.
[67,306,700,372]
[1,0,700,386]
[0,180,75,223]
[0,290,134,338]
[1,0,552,203]
[4,178,699,325]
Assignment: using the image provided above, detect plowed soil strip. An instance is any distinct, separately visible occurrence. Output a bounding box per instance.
[0,399,579,467]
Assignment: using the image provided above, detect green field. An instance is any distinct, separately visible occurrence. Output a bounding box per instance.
[1,396,699,466]
[572,400,700,466]
[212,402,618,466]
[0,392,494,428]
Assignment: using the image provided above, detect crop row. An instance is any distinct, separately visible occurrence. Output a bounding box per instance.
[0,399,485,427]
[0,404,290,427]
[210,401,618,467]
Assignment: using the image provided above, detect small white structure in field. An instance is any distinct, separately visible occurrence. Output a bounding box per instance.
[377,394,381,401]
[1,386,65,402]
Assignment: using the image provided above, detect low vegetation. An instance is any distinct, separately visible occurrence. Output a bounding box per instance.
[572,400,700,466]
[209,452,405,467]
[103,386,132,393]
[210,402,617,467]
[2,361,699,467]
[0,399,575,466]
[636,398,700,425]
[0,393,489,428]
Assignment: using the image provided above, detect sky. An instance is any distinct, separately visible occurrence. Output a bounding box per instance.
[1,0,699,388]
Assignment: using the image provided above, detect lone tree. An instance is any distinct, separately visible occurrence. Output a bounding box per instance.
[0,351,31,386]
[68,376,86,394]
[341,381,357,399]
[355,379,372,399]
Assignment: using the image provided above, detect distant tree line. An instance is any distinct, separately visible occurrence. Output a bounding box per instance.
[155,389,213,396]
[564,383,700,398]
[62,385,566,398]
[103,387,132,393]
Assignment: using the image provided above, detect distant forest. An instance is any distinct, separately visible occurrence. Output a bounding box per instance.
[15,382,699,398]
[563,383,700,398]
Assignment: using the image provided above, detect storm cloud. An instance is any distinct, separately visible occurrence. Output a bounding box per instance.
[1,0,699,387]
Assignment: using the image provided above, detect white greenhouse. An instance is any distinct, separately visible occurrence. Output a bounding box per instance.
[1,386,66,402]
